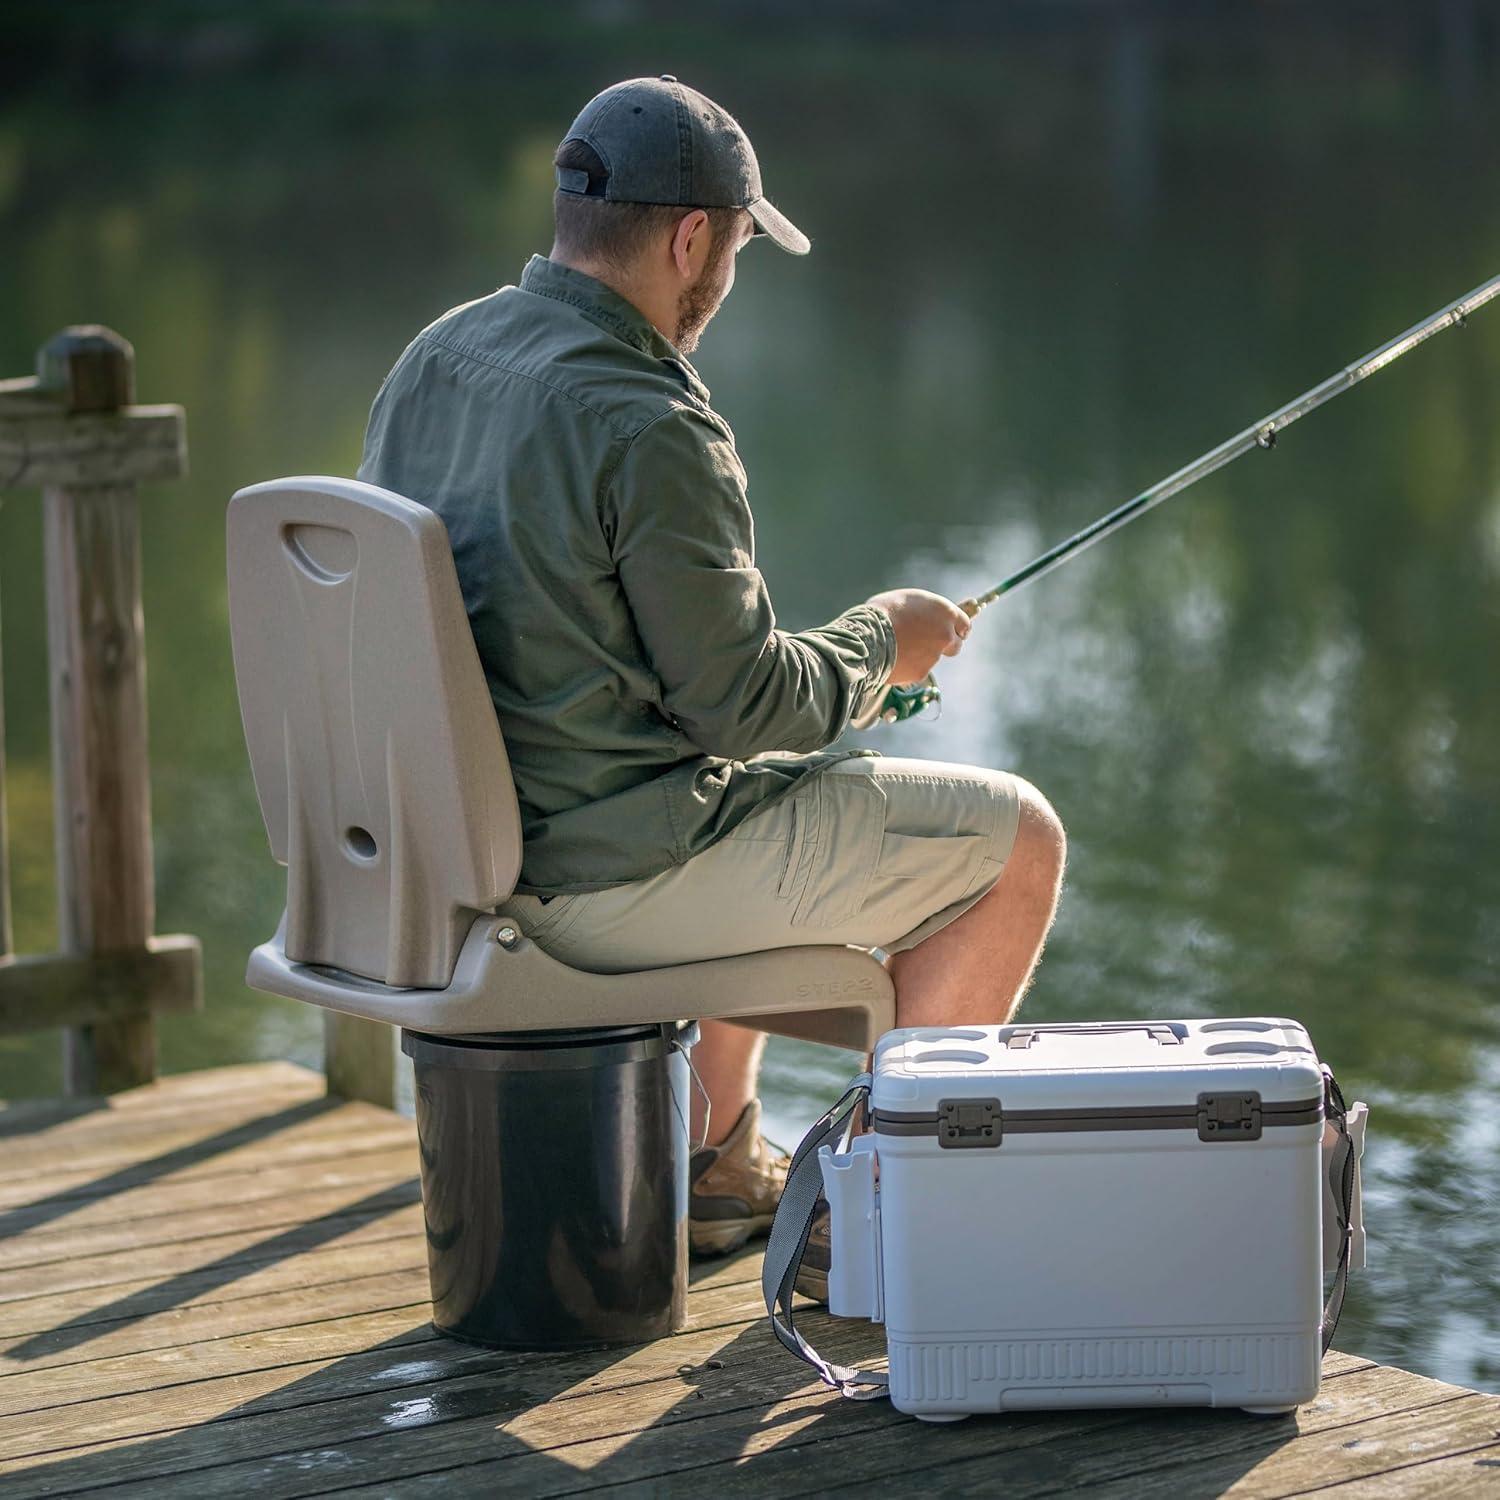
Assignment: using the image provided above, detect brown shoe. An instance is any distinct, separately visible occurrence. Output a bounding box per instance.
[689,1100,789,1255]
[793,1198,831,1304]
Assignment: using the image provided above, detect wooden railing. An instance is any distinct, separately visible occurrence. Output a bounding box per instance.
[0,327,202,1094]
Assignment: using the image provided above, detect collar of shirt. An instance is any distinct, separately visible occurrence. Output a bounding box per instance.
[518,254,711,404]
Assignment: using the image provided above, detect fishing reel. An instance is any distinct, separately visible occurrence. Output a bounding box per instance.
[850,674,942,730]
[880,676,942,723]
[850,595,979,729]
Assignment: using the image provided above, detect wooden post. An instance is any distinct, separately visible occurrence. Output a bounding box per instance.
[0,599,12,964]
[324,1012,397,1108]
[0,329,197,1088]
[40,328,159,1095]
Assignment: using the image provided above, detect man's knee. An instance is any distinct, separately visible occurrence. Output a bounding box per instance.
[1009,777,1066,886]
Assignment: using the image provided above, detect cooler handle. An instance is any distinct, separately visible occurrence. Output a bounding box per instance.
[1002,1022,1185,1049]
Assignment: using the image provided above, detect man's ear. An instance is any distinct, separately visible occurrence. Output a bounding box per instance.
[670,209,711,279]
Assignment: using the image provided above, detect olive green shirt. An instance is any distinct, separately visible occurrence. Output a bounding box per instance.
[358,254,895,895]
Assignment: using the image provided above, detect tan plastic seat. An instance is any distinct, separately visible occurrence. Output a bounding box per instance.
[226,476,893,1052]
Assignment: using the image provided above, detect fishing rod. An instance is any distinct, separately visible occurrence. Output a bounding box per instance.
[857,271,1500,728]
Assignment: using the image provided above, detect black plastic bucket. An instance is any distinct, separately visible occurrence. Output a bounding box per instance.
[401,1022,692,1349]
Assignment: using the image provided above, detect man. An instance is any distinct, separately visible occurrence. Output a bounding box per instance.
[359,76,1066,1287]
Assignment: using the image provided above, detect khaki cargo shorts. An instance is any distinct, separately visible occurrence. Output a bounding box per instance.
[498,756,1022,975]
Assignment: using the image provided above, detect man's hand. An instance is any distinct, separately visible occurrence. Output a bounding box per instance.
[864,588,972,687]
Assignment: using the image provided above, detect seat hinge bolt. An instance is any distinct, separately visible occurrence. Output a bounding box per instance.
[496,925,519,948]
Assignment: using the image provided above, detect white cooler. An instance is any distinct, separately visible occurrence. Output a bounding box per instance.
[764,1017,1367,1421]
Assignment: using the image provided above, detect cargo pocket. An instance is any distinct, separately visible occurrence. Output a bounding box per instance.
[786,772,887,928]
[877,830,992,894]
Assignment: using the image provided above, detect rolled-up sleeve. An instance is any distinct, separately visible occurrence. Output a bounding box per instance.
[602,406,896,759]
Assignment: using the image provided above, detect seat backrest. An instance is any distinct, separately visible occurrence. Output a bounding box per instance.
[226,476,523,987]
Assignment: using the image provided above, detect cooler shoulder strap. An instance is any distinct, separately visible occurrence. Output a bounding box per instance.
[1321,1065,1357,1354]
[761,1074,889,1401]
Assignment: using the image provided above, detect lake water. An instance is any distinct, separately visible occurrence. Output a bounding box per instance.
[2,8,1497,1391]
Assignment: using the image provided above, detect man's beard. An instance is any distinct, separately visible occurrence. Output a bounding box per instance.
[673,248,733,354]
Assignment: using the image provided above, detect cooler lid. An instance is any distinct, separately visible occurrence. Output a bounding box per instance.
[871,1017,1325,1114]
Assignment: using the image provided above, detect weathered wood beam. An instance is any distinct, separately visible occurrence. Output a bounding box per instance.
[0,583,11,963]
[0,330,187,495]
[0,934,200,1037]
[38,326,200,1094]
[0,379,20,956]
[0,405,188,491]
[0,375,54,415]
[323,1012,397,1108]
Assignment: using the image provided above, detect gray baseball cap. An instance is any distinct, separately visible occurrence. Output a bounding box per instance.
[555,75,810,255]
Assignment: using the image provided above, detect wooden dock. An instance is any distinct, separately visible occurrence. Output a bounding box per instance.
[2,1063,1497,1498]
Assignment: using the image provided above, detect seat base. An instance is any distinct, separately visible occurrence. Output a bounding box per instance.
[403,1022,689,1347]
[248,910,894,1052]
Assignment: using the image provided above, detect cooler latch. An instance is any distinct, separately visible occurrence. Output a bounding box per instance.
[937,1098,1002,1148]
[1197,1091,1263,1142]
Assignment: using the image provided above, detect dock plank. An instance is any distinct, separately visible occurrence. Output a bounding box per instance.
[0,1128,417,1236]
[0,1064,322,1145]
[0,1261,769,1419]
[0,1216,429,1342]
[0,1089,323,1172]
[301,1359,1471,1500]
[0,1154,420,1272]
[0,1314,817,1493]
[0,1272,767,1474]
[2,1062,1494,1500]
[1302,1445,1500,1497]
[768,1371,1483,1500]
[0,1098,401,1200]
[1067,1393,1500,1499]
[0,1197,425,1306]
[0,1266,434,1377]
[0,1062,319,1128]
[0,1260,754,1380]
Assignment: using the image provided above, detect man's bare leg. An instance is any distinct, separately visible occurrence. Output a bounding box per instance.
[887,780,1066,1028]
[690,1020,765,1147]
